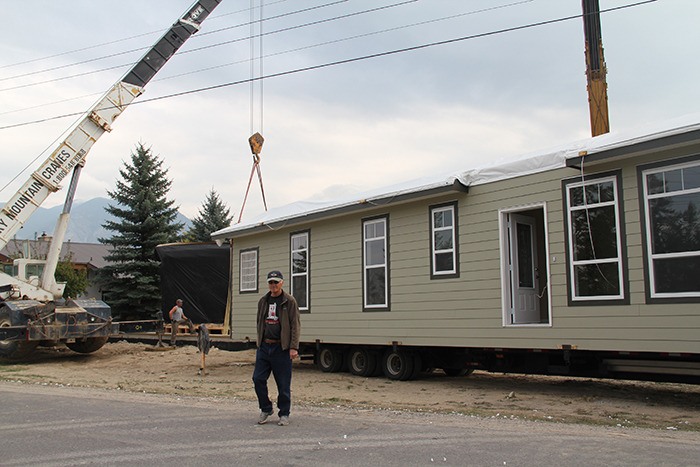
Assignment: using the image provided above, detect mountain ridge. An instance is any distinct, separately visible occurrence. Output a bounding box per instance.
[3,197,192,244]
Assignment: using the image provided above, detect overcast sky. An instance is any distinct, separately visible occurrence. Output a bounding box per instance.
[1,0,698,222]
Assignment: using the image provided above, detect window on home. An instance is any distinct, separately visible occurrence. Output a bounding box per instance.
[363,217,388,309]
[239,248,258,293]
[565,175,624,301]
[642,160,700,298]
[291,232,309,311]
[430,203,458,277]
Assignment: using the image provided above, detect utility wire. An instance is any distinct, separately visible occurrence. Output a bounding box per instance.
[0,0,347,82]
[0,0,656,132]
[199,0,349,38]
[0,0,410,92]
[0,0,293,71]
[157,1,533,87]
[1,0,531,117]
[182,1,418,55]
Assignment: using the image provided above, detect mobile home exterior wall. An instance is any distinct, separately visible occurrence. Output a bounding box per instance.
[215,122,700,382]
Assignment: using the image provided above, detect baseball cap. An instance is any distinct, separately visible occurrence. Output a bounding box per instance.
[267,270,284,283]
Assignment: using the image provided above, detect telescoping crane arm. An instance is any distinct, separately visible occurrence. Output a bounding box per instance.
[0,0,222,251]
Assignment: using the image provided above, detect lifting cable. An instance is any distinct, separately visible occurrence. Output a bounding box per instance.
[238,0,268,223]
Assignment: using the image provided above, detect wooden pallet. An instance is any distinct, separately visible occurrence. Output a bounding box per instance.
[164,323,225,335]
[163,324,192,335]
[205,324,225,335]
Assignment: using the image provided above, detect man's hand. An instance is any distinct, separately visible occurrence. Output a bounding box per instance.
[289,349,299,360]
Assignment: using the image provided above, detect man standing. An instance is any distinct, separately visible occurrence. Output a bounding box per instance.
[168,298,195,346]
[253,270,301,426]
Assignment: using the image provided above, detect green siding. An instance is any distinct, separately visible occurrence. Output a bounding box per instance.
[229,145,700,355]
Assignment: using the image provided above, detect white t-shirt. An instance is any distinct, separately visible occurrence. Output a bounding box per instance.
[171,306,184,321]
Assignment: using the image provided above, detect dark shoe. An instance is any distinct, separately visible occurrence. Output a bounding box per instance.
[258,411,273,424]
[277,416,289,426]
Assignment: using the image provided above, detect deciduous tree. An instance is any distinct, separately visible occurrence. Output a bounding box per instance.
[55,259,88,299]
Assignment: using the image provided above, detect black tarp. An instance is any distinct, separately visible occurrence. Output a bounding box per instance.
[157,243,230,324]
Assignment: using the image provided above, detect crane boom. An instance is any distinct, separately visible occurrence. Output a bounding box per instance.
[0,0,222,250]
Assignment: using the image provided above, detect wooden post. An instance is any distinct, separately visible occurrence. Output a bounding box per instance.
[582,0,610,137]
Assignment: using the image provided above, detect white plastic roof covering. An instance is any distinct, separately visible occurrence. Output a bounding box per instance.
[212,113,700,240]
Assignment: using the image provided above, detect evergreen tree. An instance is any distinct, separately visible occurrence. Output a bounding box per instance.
[186,188,234,242]
[98,143,184,319]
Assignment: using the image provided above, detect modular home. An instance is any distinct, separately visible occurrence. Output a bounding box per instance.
[212,116,700,382]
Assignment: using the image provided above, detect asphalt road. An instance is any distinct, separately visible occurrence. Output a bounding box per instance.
[1,381,698,466]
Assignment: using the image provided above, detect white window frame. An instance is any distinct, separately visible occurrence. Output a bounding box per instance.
[565,175,625,301]
[239,248,258,293]
[290,231,309,311]
[363,217,388,309]
[430,203,458,277]
[642,159,700,299]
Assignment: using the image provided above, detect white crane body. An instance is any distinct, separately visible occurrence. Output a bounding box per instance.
[0,0,222,357]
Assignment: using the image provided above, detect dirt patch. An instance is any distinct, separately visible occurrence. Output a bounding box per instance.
[1,341,699,431]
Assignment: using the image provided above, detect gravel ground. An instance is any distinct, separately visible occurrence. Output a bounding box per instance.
[1,341,699,431]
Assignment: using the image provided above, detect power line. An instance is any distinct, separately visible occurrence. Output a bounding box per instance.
[160,1,535,82]
[4,1,533,115]
[0,91,103,117]
[181,0,418,55]
[198,0,349,38]
[0,0,348,83]
[0,63,128,92]
[0,0,406,93]
[0,0,293,71]
[0,0,657,132]
[0,45,146,83]
[1,1,527,117]
[0,0,412,92]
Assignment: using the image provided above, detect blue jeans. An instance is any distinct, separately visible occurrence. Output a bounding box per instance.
[253,342,293,416]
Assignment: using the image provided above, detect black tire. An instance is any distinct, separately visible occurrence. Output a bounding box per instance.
[442,367,474,377]
[66,336,109,354]
[409,352,423,380]
[0,309,37,359]
[317,346,344,372]
[382,349,416,381]
[348,347,379,377]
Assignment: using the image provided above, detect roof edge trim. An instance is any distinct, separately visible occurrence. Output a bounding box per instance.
[566,128,700,168]
[212,178,468,240]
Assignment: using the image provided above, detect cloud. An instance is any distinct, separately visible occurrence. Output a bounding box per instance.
[2,0,699,226]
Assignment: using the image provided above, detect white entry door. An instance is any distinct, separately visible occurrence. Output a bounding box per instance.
[509,214,540,324]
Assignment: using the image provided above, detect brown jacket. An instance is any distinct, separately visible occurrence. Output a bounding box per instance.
[256,290,301,350]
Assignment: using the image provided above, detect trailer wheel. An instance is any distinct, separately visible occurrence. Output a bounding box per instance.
[410,353,423,380]
[442,368,474,377]
[66,336,109,354]
[0,309,38,359]
[382,349,415,381]
[318,346,344,372]
[348,347,379,377]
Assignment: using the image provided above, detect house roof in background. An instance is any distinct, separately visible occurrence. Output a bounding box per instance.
[1,239,110,269]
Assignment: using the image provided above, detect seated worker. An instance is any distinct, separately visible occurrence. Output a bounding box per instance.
[168,298,195,346]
